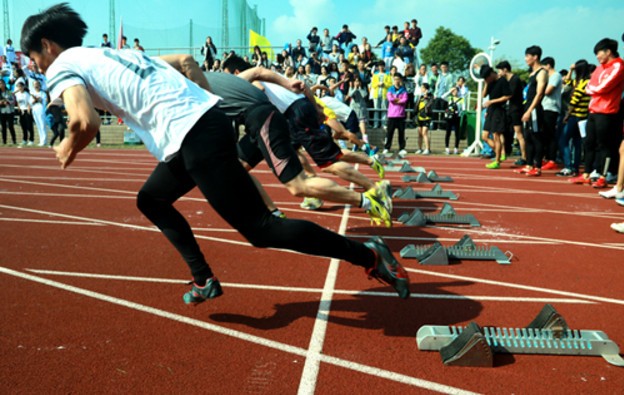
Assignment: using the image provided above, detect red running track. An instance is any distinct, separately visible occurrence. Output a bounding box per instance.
[1,147,623,393]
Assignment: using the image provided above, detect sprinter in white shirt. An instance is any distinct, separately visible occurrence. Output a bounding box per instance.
[20,4,410,301]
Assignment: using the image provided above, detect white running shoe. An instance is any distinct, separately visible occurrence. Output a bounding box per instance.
[27,141,34,146]
[589,170,600,181]
[300,197,323,210]
[453,148,459,154]
[611,222,624,233]
[415,149,423,154]
[422,149,431,155]
[382,148,389,155]
[599,186,624,199]
[398,149,407,158]
[444,148,450,155]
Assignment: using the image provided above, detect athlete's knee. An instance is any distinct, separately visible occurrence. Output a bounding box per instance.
[239,216,279,248]
[136,190,168,216]
[619,141,624,156]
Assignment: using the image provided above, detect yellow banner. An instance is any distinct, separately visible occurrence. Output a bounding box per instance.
[249,30,273,62]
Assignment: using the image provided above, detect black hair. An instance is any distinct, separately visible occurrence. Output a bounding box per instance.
[20,3,87,57]
[559,69,568,77]
[122,35,127,40]
[593,38,619,57]
[430,62,438,67]
[103,33,108,37]
[392,25,398,30]
[589,64,597,73]
[394,72,404,79]
[342,24,348,29]
[542,56,555,68]
[525,45,542,59]
[411,19,418,24]
[222,54,252,73]
[495,60,512,72]
[421,83,430,90]
[479,65,495,79]
[384,25,390,30]
[574,59,590,80]
[440,61,449,67]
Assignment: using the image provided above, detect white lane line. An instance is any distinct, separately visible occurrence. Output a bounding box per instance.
[24,269,595,304]
[0,175,147,182]
[0,192,136,200]
[0,218,105,226]
[346,234,557,245]
[428,224,624,252]
[1,267,478,395]
[408,268,624,306]
[298,181,354,394]
[0,163,152,176]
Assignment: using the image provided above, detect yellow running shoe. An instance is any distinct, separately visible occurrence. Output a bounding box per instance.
[363,187,392,228]
[371,156,385,179]
[376,180,393,213]
[300,197,323,210]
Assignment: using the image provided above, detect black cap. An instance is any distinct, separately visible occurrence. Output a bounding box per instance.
[479,65,494,79]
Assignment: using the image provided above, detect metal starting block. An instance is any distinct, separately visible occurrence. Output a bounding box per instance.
[398,204,481,227]
[400,234,511,265]
[416,304,624,367]
[385,163,427,173]
[402,173,432,183]
[392,184,458,200]
[427,170,454,183]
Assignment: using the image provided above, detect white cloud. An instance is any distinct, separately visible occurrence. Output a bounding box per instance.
[271,0,335,44]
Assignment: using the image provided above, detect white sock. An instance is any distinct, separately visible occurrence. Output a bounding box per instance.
[361,194,371,210]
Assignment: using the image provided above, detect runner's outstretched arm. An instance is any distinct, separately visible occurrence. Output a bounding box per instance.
[159,54,211,91]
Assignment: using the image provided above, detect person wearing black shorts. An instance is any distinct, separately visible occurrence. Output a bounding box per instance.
[481,65,511,169]
[223,56,389,222]
[203,70,390,226]
[496,61,525,164]
[22,4,410,304]
[520,45,548,177]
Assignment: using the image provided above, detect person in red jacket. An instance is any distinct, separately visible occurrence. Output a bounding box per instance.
[570,38,624,187]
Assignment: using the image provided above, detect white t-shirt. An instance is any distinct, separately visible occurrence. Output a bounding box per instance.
[30,90,48,109]
[14,91,31,111]
[260,81,304,113]
[320,95,353,122]
[46,47,220,161]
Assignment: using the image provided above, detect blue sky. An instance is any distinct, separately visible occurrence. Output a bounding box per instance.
[5,0,624,70]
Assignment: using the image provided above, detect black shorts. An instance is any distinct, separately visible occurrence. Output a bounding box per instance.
[343,111,360,134]
[237,103,303,183]
[484,107,506,134]
[508,105,522,127]
[417,119,430,128]
[285,98,343,168]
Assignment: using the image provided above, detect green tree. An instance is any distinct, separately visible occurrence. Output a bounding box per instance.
[419,27,478,72]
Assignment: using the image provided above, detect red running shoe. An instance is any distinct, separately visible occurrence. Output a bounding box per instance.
[568,174,591,184]
[526,168,542,177]
[541,160,558,170]
[513,166,531,174]
[592,177,608,189]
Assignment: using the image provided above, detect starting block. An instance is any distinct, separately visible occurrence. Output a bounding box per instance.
[392,184,458,200]
[385,163,427,173]
[427,170,454,183]
[398,204,481,227]
[400,234,511,265]
[402,173,432,183]
[416,304,624,367]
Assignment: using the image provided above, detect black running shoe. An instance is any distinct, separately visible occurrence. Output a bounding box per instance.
[364,237,411,299]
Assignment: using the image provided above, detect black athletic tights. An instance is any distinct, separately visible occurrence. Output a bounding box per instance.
[136,108,375,283]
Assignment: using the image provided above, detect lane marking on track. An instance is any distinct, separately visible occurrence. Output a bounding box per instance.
[0,164,152,177]
[346,234,558,245]
[0,218,105,226]
[2,199,620,256]
[0,266,478,395]
[0,175,147,182]
[408,268,624,306]
[23,269,596,305]
[298,171,356,394]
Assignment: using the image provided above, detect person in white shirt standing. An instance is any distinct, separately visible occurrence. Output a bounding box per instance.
[30,80,49,146]
[20,3,410,302]
[14,81,34,145]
